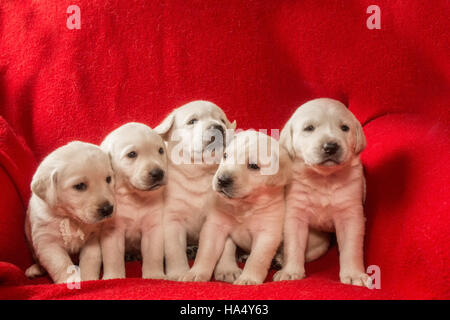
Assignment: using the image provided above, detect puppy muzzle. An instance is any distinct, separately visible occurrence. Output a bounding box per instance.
[318,141,343,166]
[215,173,234,198]
[146,168,166,191]
[97,201,114,219]
[132,170,166,191]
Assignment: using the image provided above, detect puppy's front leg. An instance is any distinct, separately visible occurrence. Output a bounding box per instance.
[101,228,126,280]
[35,242,74,284]
[164,219,190,280]
[214,237,242,283]
[234,233,280,285]
[180,221,228,282]
[79,235,102,281]
[334,210,370,287]
[141,224,165,279]
[273,215,308,281]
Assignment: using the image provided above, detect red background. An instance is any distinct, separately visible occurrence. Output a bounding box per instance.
[0,0,449,299]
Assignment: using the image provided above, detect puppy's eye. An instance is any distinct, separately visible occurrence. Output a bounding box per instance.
[304,125,315,132]
[223,152,228,160]
[127,151,137,159]
[248,163,260,170]
[221,119,226,124]
[187,118,198,125]
[106,176,111,184]
[341,125,350,132]
[73,183,87,191]
[158,147,164,155]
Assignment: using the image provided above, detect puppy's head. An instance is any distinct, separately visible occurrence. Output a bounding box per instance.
[101,122,168,191]
[31,141,116,224]
[280,98,366,175]
[154,101,236,162]
[212,130,291,199]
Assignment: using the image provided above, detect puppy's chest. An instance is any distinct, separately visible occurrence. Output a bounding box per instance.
[116,198,163,231]
[227,207,280,252]
[166,168,215,221]
[230,220,256,252]
[58,219,96,254]
[287,178,357,232]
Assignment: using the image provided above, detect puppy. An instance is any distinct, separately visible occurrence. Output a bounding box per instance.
[100,123,167,279]
[274,98,369,286]
[155,100,236,280]
[25,141,115,283]
[181,130,290,285]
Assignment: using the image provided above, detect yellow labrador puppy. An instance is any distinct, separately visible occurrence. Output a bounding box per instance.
[25,141,115,283]
[181,130,290,285]
[155,100,236,280]
[100,123,167,279]
[274,98,369,286]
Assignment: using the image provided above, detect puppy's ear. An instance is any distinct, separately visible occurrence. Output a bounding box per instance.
[277,146,292,186]
[154,112,175,140]
[221,111,236,130]
[354,119,366,155]
[266,145,292,187]
[31,167,58,206]
[105,149,116,171]
[99,138,115,169]
[280,121,295,160]
[99,138,112,155]
[224,121,240,148]
[225,129,238,148]
[227,120,237,130]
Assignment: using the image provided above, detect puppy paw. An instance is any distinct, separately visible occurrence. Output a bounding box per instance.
[165,267,190,281]
[340,270,371,287]
[273,268,305,282]
[81,273,100,282]
[179,269,210,282]
[142,272,166,280]
[214,267,242,283]
[102,272,125,280]
[25,264,45,279]
[233,274,262,285]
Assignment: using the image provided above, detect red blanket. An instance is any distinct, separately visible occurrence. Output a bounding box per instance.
[0,0,448,299]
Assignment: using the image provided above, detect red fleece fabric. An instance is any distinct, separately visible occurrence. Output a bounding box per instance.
[0,117,36,271]
[0,1,448,299]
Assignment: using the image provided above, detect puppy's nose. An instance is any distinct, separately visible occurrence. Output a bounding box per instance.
[149,168,164,182]
[323,142,339,155]
[209,124,225,136]
[217,174,233,188]
[98,202,114,218]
